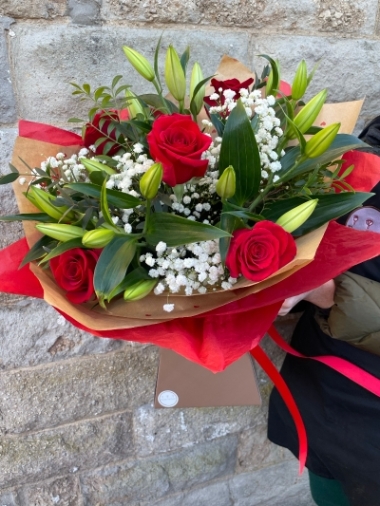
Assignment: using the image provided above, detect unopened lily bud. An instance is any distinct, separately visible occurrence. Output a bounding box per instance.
[36,223,85,242]
[123,279,158,301]
[276,199,318,233]
[122,46,155,82]
[291,60,308,101]
[82,229,115,248]
[165,45,186,102]
[139,163,163,199]
[125,89,145,119]
[80,158,116,176]
[305,123,340,159]
[289,89,327,139]
[190,62,205,116]
[29,186,74,222]
[216,166,236,200]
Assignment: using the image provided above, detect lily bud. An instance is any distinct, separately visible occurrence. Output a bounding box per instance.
[36,223,85,242]
[29,186,74,222]
[291,60,308,101]
[165,45,186,102]
[288,89,327,139]
[80,158,116,176]
[276,199,318,233]
[122,46,155,82]
[139,163,163,199]
[304,123,340,159]
[123,279,158,301]
[216,166,236,200]
[190,62,205,116]
[82,229,115,248]
[125,89,146,119]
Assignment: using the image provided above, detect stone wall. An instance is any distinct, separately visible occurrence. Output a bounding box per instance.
[1,1,379,504]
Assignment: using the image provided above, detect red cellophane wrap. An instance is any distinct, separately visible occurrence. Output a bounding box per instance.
[3,120,380,472]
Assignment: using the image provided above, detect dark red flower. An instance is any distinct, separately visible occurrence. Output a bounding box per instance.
[204,77,254,107]
[50,248,101,304]
[226,221,297,282]
[83,109,129,155]
[147,113,212,187]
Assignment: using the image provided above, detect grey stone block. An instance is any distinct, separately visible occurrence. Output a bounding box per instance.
[101,0,377,35]
[0,491,19,506]
[134,403,258,457]
[20,475,82,506]
[0,411,133,488]
[0,347,157,434]
[0,298,127,370]
[250,34,380,135]
[0,21,17,125]
[10,25,248,124]
[80,437,237,505]
[68,0,101,25]
[228,460,313,506]
[152,481,232,506]
[0,0,67,19]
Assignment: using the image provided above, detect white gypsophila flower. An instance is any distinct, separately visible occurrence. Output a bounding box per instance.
[223,89,236,100]
[124,223,132,233]
[163,304,175,312]
[78,148,89,157]
[19,177,26,185]
[133,143,144,154]
[156,241,167,254]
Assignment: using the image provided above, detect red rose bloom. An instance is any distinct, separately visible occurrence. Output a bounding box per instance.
[204,77,254,107]
[147,113,212,187]
[50,248,101,304]
[226,221,297,282]
[83,109,129,155]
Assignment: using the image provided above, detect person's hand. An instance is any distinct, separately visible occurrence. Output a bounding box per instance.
[278,280,336,316]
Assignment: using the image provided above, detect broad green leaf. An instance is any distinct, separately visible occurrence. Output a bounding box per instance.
[0,173,19,185]
[262,192,373,235]
[260,54,280,96]
[180,46,190,73]
[0,213,53,222]
[65,183,141,208]
[94,236,137,299]
[100,180,118,228]
[221,210,264,222]
[219,99,261,205]
[219,213,246,265]
[19,235,57,268]
[145,212,231,247]
[40,237,85,264]
[139,94,178,114]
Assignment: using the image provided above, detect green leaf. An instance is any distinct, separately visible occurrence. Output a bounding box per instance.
[39,237,85,264]
[19,235,57,268]
[0,173,19,184]
[180,46,190,73]
[219,213,246,264]
[111,75,123,90]
[154,34,163,90]
[8,163,19,174]
[0,213,54,222]
[94,236,137,299]
[221,210,264,222]
[100,180,118,228]
[219,99,261,205]
[139,94,179,114]
[262,192,374,235]
[278,135,367,183]
[68,118,84,123]
[145,212,231,247]
[260,54,280,96]
[65,183,141,208]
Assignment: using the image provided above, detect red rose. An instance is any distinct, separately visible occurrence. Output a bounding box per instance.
[147,113,212,187]
[226,221,297,282]
[83,109,129,155]
[204,77,254,107]
[50,248,101,304]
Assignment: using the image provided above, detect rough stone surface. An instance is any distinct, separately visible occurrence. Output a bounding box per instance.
[20,475,82,506]
[134,404,258,457]
[10,25,249,125]
[0,411,133,488]
[0,491,19,506]
[0,21,17,125]
[80,437,237,505]
[0,347,156,434]
[152,481,232,506]
[229,460,313,506]
[0,0,67,19]
[68,0,101,25]
[102,0,377,35]
[0,298,127,370]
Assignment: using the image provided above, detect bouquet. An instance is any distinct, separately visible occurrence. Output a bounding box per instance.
[3,39,380,470]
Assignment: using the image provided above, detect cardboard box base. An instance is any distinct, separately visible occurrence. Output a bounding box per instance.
[154,350,261,408]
